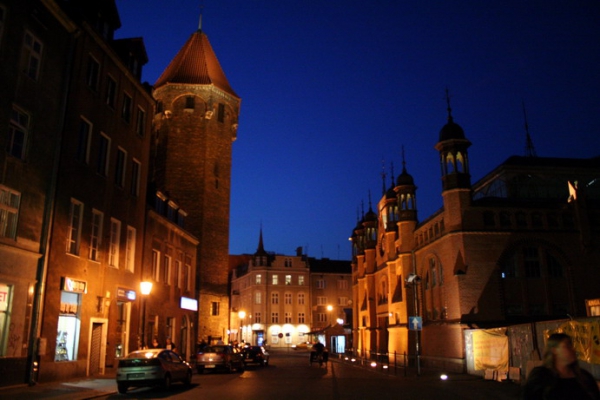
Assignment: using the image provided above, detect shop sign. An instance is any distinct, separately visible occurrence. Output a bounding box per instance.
[180,296,198,311]
[117,287,137,301]
[61,277,87,293]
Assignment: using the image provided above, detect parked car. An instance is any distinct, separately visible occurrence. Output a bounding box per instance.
[116,349,192,394]
[241,345,270,366]
[196,345,245,373]
[291,341,311,350]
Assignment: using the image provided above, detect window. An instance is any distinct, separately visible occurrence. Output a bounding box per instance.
[125,226,136,273]
[151,250,160,281]
[298,312,305,324]
[162,253,171,284]
[255,274,262,284]
[184,255,192,291]
[271,293,279,304]
[272,275,278,285]
[86,55,100,91]
[0,186,20,239]
[255,291,262,304]
[284,293,292,304]
[66,199,83,255]
[76,117,92,163]
[135,107,146,136]
[298,275,305,286]
[97,133,110,176]
[105,76,117,108]
[7,106,29,159]
[271,312,279,324]
[297,293,305,305]
[254,312,261,323]
[108,218,121,268]
[130,159,141,196]
[337,279,348,290]
[115,148,126,187]
[185,96,195,109]
[0,283,13,356]
[338,297,348,306]
[524,247,540,278]
[0,6,5,44]
[175,259,182,289]
[285,275,292,285]
[317,296,327,305]
[284,312,292,324]
[121,93,132,122]
[22,31,42,80]
[317,313,326,323]
[217,103,225,123]
[89,210,103,261]
[211,302,220,316]
[316,279,326,289]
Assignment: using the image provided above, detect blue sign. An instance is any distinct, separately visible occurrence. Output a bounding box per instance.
[409,316,422,331]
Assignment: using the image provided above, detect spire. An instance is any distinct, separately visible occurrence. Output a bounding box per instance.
[197,3,203,32]
[523,101,537,157]
[255,225,267,256]
[445,87,453,123]
[381,158,387,195]
[389,161,395,187]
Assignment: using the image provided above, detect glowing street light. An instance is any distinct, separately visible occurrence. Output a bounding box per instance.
[140,281,153,349]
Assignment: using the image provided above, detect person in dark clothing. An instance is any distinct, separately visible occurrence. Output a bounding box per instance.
[523,333,600,400]
[166,337,177,353]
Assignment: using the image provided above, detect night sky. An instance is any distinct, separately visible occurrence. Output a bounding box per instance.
[115,0,600,260]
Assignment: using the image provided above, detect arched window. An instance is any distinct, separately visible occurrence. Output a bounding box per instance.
[500,243,570,317]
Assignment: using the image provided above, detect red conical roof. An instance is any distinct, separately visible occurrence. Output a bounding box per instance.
[154,30,238,98]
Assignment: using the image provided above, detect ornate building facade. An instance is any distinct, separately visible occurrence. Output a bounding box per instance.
[351,104,600,372]
[230,232,352,350]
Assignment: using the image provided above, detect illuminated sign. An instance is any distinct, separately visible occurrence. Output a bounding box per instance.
[117,287,137,301]
[180,296,198,311]
[61,277,87,293]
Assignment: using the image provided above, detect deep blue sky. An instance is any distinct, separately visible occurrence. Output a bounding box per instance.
[115,1,600,260]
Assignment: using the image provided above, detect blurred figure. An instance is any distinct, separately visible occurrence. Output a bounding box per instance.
[523,333,599,400]
[151,337,160,348]
[166,337,177,353]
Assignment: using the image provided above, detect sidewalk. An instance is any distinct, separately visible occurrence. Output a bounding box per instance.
[0,375,117,400]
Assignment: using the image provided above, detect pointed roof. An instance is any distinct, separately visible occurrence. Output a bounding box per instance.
[154,30,238,98]
[255,227,268,257]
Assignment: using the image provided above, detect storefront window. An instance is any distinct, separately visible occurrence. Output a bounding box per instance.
[115,301,130,358]
[0,283,12,356]
[55,291,81,361]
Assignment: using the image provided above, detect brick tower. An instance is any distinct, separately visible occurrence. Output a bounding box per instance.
[152,23,241,343]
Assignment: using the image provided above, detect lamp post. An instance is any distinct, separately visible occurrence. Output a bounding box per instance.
[238,310,246,344]
[140,281,153,349]
[406,273,421,376]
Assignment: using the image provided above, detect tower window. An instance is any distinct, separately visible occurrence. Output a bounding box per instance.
[218,103,225,123]
[185,96,195,109]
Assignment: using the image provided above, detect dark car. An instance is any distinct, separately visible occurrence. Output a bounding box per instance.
[241,345,270,366]
[116,349,192,394]
[196,345,245,373]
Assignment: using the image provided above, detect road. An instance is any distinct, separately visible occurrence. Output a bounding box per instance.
[99,349,522,400]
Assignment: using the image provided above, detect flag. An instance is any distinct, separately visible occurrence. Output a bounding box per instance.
[568,180,577,203]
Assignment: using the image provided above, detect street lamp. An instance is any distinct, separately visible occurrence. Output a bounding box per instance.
[238,310,246,344]
[405,273,421,376]
[140,281,153,349]
[326,304,333,325]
